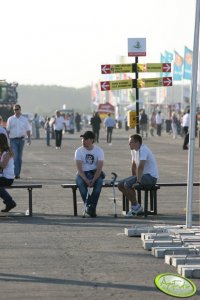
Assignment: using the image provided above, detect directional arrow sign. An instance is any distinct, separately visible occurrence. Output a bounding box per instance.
[101,64,133,74]
[137,63,171,73]
[137,77,172,88]
[100,79,133,91]
[101,63,171,74]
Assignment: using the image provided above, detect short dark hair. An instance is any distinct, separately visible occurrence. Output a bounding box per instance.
[129,134,142,145]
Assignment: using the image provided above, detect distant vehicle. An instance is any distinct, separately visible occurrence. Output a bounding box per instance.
[0,80,18,123]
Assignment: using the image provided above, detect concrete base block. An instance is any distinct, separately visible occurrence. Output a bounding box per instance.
[143,239,182,250]
[152,246,198,258]
[177,265,200,278]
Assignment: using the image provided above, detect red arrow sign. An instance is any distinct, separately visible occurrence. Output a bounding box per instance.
[100,81,110,91]
[101,65,111,74]
[162,63,171,72]
[163,77,172,86]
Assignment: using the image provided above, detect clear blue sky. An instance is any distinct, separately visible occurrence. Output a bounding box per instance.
[0,0,196,88]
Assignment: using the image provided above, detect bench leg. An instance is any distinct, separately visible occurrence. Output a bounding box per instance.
[122,195,129,213]
[72,188,78,216]
[144,191,148,218]
[28,188,33,217]
[154,190,157,215]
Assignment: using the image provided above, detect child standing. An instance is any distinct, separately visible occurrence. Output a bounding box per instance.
[44,117,51,146]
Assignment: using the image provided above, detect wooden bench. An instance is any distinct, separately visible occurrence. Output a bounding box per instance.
[61,182,200,217]
[3,184,42,216]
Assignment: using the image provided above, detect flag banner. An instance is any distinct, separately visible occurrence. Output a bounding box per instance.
[165,50,174,63]
[173,50,183,81]
[183,46,193,80]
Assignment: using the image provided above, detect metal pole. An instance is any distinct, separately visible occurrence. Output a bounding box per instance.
[186,0,200,228]
[135,56,140,133]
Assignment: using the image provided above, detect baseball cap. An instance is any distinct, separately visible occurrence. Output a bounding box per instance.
[80,131,95,140]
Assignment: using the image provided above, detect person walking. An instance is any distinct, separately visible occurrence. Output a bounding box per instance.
[0,133,16,212]
[139,109,148,138]
[118,134,159,216]
[6,104,31,179]
[75,131,104,217]
[182,109,190,150]
[44,117,51,146]
[52,110,66,149]
[103,113,116,144]
[155,111,162,136]
[90,112,102,143]
[171,112,178,139]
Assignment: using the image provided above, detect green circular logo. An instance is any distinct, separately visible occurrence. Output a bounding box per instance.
[154,273,196,298]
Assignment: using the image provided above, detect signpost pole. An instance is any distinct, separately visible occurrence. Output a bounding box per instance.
[135,56,140,133]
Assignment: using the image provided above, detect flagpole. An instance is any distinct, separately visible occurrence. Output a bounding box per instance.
[186,0,200,228]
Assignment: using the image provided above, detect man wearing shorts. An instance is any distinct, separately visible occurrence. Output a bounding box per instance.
[118,134,158,216]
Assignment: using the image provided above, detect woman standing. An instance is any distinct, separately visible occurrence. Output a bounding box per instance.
[0,133,16,212]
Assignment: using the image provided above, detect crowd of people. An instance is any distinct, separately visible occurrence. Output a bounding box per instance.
[0,104,198,217]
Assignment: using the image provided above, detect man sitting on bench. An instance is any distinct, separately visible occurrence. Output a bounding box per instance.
[118,134,158,216]
[75,131,104,217]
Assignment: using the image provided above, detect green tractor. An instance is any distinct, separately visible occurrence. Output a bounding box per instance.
[0,80,18,123]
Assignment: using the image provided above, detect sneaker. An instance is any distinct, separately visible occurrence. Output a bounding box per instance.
[126,209,134,217]
[132,204,143,215]
[1,201,16,213]
[85,205,97,218]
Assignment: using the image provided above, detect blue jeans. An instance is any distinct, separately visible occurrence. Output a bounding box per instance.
[76,173,103,209]
[0,178,14,205]
[10,138,25,177]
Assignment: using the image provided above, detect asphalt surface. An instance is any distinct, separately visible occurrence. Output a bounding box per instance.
[0,127,199,300]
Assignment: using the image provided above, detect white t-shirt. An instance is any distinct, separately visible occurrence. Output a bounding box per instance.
[75,145,104,172]
[54,116,65,130]
[0,151,15,179]
[131,144,159,179]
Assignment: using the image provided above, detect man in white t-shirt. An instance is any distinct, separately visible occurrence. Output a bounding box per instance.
[75,131,104,217]
[118,134,159,216]
[52,110,67,149]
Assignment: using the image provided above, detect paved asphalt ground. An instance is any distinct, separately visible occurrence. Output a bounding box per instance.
[0,127,199,300]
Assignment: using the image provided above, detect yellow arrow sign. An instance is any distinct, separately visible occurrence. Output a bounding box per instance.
[137,77,172,88]
[137,63,171,72]
[110,79,133,90]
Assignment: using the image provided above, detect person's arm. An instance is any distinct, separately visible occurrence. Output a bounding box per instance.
[0,153,11,169]
[90,160,104,186]
[76,160,91,186]
[137,160,145,182]
[131,160,137,176]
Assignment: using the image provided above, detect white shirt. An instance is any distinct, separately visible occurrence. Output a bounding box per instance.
[54,116,65,130]
[6,115,30,138]
[182,113,190,127]
[0,151,15,179]
[131,144,159,179]
[75,145,104,172]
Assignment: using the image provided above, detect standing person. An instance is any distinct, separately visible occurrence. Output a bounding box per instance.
[0,133,16,212]
[75,112,81,132]
[52,110,66,149]
[150,111,156,136]
[139,109,148,138]
[44,117,51,146]
[33,113,40,139]
[171,112,178,139]
[90,112,102,143]
[155,111,162,136]
[104,113,116,144]
[75,131,104,217]
[118,134,159,216]
[182,109,190,150]
[6,104,31,179]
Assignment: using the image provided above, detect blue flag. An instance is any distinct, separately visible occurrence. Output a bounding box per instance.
[183,46,192,80]
[165,50,174,63]
[173,50,183,81]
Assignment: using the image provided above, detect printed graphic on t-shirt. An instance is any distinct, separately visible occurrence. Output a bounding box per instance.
[85,154,94,165]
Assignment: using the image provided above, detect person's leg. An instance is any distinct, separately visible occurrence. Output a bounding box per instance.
[76,174,88,204]
[90,176,103,209]
[118,176,137,206]
[0,178,16,212]
[59,130,63,147]
[18,139,25,176]
[109,127,113,143]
